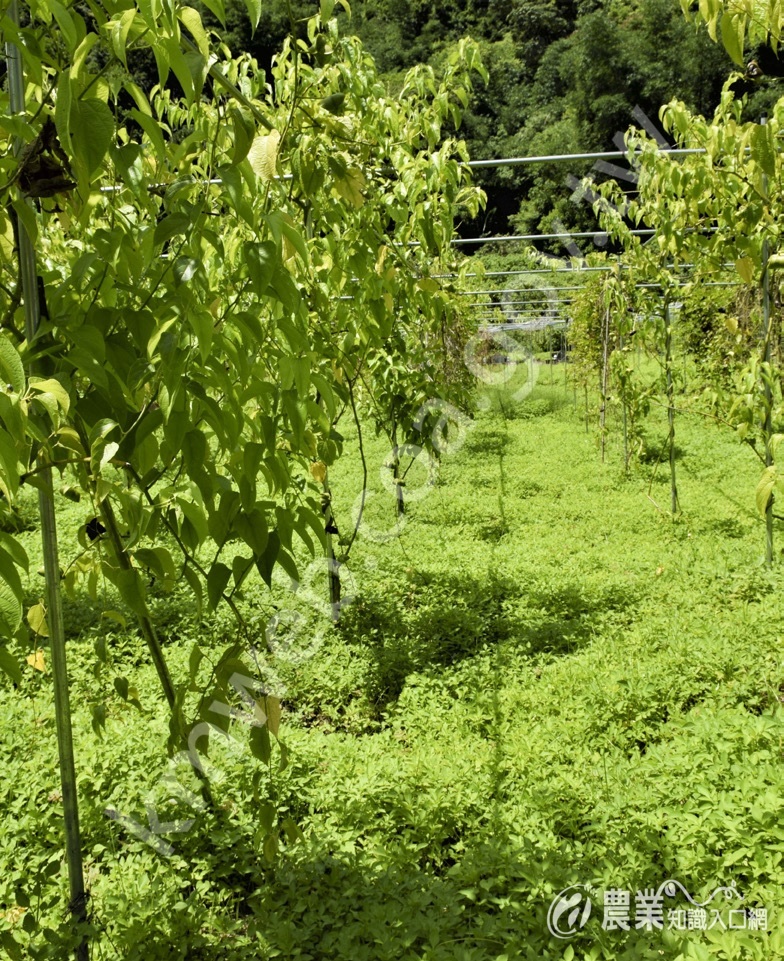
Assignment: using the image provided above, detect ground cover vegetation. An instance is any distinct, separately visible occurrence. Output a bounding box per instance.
[3,365,784,959]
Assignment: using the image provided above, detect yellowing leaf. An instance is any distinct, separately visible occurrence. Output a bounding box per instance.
[263,695,281,737]
[735,256,754,284]
[309,461,327,484]
[27,603,49,637]
[334,168,365,208]
[26,648,46,671]
[248,129,280,182]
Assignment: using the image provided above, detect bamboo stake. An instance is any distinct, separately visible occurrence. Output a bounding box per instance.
[321,476,341,623]
[391,424,405,518]
[5,7,88,956]
[620,329,629,473]
[99,496,177,708]
[600,306,610,463]
[664,302,679,514]
[584,384,589,432]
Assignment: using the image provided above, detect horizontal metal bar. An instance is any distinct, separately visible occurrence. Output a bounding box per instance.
[441,229,657,247]
[479,321,570,331]
[457,286,585,295]
[465,148,705,168]
[471,299,574,306]
[438,261,736,278]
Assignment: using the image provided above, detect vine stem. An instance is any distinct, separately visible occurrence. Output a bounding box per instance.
[123,463,251,639]
[5,6,88,957]
[71,419,219,807]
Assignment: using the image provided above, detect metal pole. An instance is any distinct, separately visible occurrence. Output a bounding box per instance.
[620,330,629,472]
[5,5,88,958]
[465,148,706,168]
[412,228,658,247]
[600,306,610,462]
[664,302,679,515]
[436,263,736,278]
[761,115,774,565]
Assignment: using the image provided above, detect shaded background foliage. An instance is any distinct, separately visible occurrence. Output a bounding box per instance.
[194,0,762,247]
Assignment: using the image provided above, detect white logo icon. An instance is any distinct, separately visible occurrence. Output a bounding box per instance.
[547,885,593,938]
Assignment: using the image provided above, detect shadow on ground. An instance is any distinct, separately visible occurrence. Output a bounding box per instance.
[335,570,639,707]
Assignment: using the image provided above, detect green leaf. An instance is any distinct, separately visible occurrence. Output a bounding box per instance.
[243,0,261,31]
[11,197,37,247]
[0,432,20,500]
[230,107,255,166]
[720,11,745,65]
[258,800,275,833]
[751,123,776,179]
[137,0,162,29]
[0,338,24,396]
[0,647,21,685]
[112,567,148,617]
[71,32,99,79]
[199,0,225,26]
[111,9,137,67]
[320,92,345,115]
[249,723,271,764]
[130,109,166,165]
[92,703,106,737]
[29,378,70,415]
[276,547,299,584]
[207,562,231,609]
[49,0,79,55]
[133,547,176,581]
[245,241,277,295]
[100,610,127,630]
[186,309,213,362]
[234,509,269,557]
[0,545,23,638]
[756,465,777,516]
[71,99,115,177]
[183,564,203,618]
[0,535,28,574]
[281,816,304,843]
[255,530,280,587]
[178,6,210,57]
[177,496,209,546]
[262,829,278,861]
[154,212,192,246]
[188,642,203,682]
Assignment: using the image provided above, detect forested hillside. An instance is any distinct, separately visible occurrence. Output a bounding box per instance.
[204,0,784,245]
